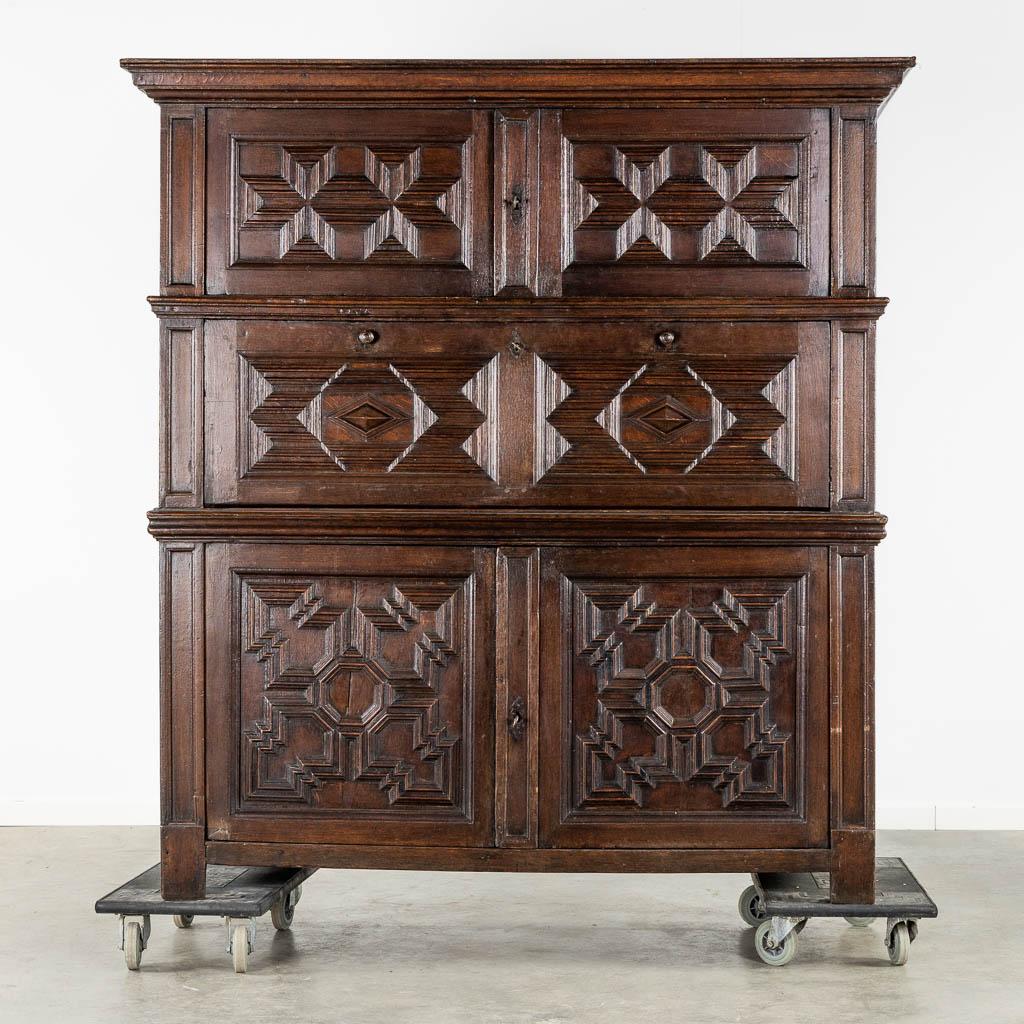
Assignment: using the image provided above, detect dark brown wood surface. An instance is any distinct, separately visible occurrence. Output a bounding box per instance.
[203,318,830,508]
[127,58,912,903]
[538,546,829,850]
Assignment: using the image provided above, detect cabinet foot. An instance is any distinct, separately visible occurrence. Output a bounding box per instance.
[160,824,206,900]
[830,828,875,903]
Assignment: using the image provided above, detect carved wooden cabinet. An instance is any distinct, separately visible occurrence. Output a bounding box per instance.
[124,58,913,903]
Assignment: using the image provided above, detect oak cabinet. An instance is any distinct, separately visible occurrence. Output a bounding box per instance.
[126,57,913,902]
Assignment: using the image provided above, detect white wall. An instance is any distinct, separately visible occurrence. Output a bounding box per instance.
[1,0,1020,827]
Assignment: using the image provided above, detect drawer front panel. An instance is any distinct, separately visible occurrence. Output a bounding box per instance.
[206,544,494,846]
[539,546,828,849]
[206,108,490,296]
[205,320,829,508]
[559,108,828,296]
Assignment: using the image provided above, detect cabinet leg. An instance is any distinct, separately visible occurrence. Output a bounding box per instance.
[161,823,206,900]
[830,828,875,903]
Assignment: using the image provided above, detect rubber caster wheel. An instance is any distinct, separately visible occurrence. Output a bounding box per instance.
[754,920,798,966]
[738,885,767,928]
[230,924,250,973]
[845,916,872,928]
[124,921,144,971]
[292,884,303,906]
[172,914,194,929]
[271,889,297,931]
[886,921,911,966]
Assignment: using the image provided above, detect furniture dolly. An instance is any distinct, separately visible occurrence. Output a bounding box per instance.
[96,865,314,973]
[740,857,938,966]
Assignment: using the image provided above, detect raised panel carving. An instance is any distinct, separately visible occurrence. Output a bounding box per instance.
[563,573,806,818]
[238,572,473,816]
[238,354,498,480]
[533,354,797,483]
[564,139,808,269]
[233,141,471,267]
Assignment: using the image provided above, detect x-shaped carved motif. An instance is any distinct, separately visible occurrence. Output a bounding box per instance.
[241,145,459,261]
[576,143,797,263]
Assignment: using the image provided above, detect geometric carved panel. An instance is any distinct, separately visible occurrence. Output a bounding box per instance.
[567,576,803,816]
[239,354,498,480]
[239,573,471,814]
[534,354,796,483]
[233,141,470,267]
[564,138,808,269]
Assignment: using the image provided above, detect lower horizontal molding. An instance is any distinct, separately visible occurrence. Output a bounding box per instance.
[207,841,831,873]
[149,508,887,545]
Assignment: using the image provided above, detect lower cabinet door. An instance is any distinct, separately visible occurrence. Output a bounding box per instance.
[538,546,829,849]
[206,544,494,846]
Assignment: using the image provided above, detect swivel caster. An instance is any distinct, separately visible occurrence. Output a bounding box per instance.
[754,917,805,966]
[738,885,767,927]
[226,918,256,974]
[885,919,917,966]
[271,886,300,931]
[172,914,194,929]
[845,916,872,928]
[119,915,151,971]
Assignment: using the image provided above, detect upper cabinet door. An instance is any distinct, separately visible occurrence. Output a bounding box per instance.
[558,109,829,296]
[206,109,491,296]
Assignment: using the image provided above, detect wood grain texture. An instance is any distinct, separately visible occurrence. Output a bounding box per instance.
[148,509,888,545]
[205,544,495,848]
[159,543,205,898]
[206,107,491,297]
[495,548,540,847]
[831,107,877,295]
[123,58,915,107]
[559,108,828,296]
[159,321,202,507]
[203,318,829,508]
[125,58,910,889]
[160,105,204,294]
[831,321,875,508]
[830,547,875,832]
[539,546,829,850]
[208,840,832,873]
[149,295,889,320]
[830,828,876,904]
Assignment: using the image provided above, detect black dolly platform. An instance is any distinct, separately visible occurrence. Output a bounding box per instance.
[95,864,315,972]
[738,857,939,966]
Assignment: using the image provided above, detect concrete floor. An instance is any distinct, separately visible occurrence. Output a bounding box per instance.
[0,829,1020,1023]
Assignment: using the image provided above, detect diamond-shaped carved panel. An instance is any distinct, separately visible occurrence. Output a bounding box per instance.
[533,354,796,483]
[564,138,808,269]
[234,140,470,266]
[238,354,496,479]
[568,577,801,814]
[239,574,471,812]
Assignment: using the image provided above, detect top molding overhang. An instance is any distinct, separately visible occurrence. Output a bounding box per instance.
[121,57,916,108]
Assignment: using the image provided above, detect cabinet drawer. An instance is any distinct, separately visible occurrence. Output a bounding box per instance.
[205,319,829,508]
[206,108,490,296]
[539,546,829,849]
[558,108,829,296]
[205,544,494,847]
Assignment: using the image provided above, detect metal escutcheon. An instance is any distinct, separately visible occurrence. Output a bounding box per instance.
[508,696,526,740]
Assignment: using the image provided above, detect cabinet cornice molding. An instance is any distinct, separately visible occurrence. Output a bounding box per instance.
[122,57,915,107]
